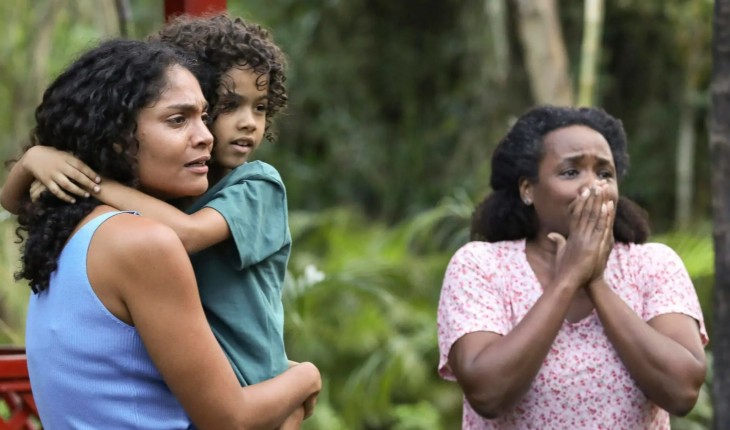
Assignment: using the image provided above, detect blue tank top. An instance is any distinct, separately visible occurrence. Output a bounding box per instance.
[26,211,193,429]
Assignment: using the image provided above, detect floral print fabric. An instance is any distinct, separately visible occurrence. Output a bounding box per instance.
[437,240,708,430]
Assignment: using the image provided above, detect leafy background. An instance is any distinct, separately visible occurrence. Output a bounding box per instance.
[0,1,716,428]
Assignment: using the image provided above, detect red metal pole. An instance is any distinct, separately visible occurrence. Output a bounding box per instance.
[164,0,227,21]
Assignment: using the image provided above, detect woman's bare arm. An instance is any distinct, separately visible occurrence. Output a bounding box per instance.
[588,281,706,416]
[449,283,578,418]
[91,214,319,429]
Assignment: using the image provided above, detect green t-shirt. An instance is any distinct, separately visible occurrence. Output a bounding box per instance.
[186,161,290,385]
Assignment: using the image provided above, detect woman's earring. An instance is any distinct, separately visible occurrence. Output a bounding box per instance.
[523,197,532,206]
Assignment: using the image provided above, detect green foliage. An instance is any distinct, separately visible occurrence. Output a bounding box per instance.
[283,200,471,429]
[653,225,714,337]
[0,2,719,429]
[0,218,28,345]
[0,0,121,163]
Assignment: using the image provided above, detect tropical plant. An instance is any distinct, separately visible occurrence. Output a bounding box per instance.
[283,193,473,429]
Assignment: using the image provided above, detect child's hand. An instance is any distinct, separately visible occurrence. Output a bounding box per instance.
[29,180,47,203]
[22,146,100,204]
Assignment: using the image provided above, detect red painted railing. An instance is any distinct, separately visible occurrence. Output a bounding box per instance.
[164,0,227,20]
[0,347,39,430]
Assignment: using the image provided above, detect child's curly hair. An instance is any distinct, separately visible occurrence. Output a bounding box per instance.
[152,14,288,142]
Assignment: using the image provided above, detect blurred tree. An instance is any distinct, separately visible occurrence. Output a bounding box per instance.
[514,0,573,104]
[0,0,120,161]
[1,0,63,158]
[710,0,730,425]
[577,0,604,106]
[668,1,713,227]
[484,0,509,85]
[115,0,135,38]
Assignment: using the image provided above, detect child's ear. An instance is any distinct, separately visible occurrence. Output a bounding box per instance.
[112,142,123,155]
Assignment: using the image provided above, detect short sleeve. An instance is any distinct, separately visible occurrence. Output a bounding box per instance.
[205,177,288,270]
[639,243,708,345]
[437,242,511,380]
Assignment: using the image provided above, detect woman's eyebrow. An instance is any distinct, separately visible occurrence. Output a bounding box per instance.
[562,154,613,165]
[165,102,208,112]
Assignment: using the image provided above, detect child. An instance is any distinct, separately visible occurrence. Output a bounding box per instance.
[2,14,311,423]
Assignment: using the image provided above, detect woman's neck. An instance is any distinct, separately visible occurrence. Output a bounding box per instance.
[525,234,559,264]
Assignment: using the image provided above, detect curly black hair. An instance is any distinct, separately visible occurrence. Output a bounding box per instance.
[151,13,288,142]
[16,39,198,293]
[471,105,650,244]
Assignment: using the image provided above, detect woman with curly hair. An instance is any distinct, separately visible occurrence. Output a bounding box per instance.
[3,38,320,429]
[102,14,296,388]
[437,105,708,429]
[3,13,318,427]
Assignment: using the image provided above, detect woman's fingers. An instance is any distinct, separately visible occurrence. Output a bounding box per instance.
[576,186,600,234]
[608,200,618,230]
[594,201,609,233]
[591,198,616,281]
[572,187,592,233]
[559,185,617,287]
[577,184,610,237]
[587,186,604,232]
[303,392,319,419]
[567,189,582,227]
[601,199,616,247]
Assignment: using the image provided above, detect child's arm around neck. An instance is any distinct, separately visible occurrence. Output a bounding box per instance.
[96,179,230,254]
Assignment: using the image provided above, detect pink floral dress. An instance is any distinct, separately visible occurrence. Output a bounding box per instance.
[437,240,708,430]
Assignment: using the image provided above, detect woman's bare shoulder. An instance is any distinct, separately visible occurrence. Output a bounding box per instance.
[90,210,188,267]
[85,209,196,323]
